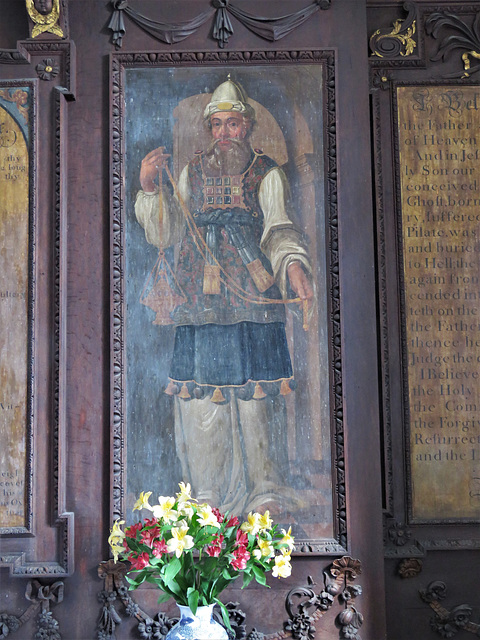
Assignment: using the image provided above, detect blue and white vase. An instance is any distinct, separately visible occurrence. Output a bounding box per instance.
[166,603,229,640]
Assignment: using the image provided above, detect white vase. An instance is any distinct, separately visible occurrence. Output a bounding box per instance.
[165,603,229,640]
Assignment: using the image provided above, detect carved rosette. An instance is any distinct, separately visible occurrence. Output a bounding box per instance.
[36,57,60,80]
[387,520,412,547]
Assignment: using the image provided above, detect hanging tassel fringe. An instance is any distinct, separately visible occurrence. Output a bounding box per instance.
[203,264,221,295]
[253,382,267,400]
[178,383,191,399]
[280,379,292,396]
[164,380,178,396]
[211,387,226,403]
[246,259,275,293]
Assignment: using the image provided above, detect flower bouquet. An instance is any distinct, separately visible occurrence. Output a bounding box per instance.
[108,482,294,634]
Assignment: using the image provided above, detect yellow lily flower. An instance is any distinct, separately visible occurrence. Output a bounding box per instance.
[108,520,125,563]
[197,504,220,528]
[280,526,295,552]
[133,491,152,512]
[257,510,273,532]
[256,537,274,558]
[240,512,261,536]
[152,496,177,522]
[177,501,195,520]
[176,482,196,503]
[166,521,194,558]
[272,551,292,578]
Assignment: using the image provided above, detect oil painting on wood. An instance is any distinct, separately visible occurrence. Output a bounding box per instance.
[112,56,342,550]
[0,84,31,532]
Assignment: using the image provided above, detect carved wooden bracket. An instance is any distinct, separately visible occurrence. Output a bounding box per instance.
[397,558,423,579]
[369,2,418,59]
[97,556,363,640]
[0,579,64,639]
[420,581,480,637]
[426,9,480,79]
[106,0,331,49]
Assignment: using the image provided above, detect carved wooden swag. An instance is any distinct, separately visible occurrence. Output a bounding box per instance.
[107,0,332,49]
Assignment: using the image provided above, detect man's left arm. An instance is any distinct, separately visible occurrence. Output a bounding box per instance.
[258,167,314,303]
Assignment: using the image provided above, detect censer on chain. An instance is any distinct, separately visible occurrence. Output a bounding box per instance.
[139,155,186,325]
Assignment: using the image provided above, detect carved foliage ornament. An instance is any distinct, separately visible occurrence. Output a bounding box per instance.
[107,0,331,49]
[97,557,363,640]
[284,557,364,640]
[426,10,480,79]
[369,1,418,59]
[397,558,423,579]
[25,0,64,39]
[0,580,64,639]
[420,581,480,637]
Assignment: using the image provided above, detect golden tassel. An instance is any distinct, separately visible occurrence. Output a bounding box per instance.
[164,380,177,396]
[280,379,292,396]
[253,382,267,400]
[246,259,275,292]
[178,383,191,399]
[203,264,221,295]
[303,299,309,331]
[211,387,226,403]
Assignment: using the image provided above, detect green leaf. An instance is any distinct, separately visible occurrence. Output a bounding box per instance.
[251,565,267,586]
[187,588,200,614]
[125,574,139,589]
[242,571,254,589]
[157,591,172,604]
[222,567,232,580]
[213,599,232,631]
[163,556,182,584]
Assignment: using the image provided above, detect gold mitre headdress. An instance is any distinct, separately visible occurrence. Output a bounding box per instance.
[203,76,255,121]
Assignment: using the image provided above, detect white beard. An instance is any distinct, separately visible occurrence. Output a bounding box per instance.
[203,138,252,176]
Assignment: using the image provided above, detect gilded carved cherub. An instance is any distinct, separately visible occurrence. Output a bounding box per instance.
[26,0,64,38]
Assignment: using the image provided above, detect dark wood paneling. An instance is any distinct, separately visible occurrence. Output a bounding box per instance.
[0,1,388,638]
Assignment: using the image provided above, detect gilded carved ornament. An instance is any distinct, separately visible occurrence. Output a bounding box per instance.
[426,11,480,80]
[25,0,64,39]
[370,19,417,58]
[462,51,480,78]
[369,1,418,59]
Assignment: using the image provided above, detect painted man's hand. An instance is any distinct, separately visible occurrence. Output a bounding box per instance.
[287,261,314,307]
[139,146,171,192]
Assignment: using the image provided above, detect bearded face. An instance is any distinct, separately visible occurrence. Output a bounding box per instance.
[204,137,253,177]
[203,112,253,176]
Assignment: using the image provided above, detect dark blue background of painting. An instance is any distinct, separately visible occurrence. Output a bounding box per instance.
[123,65,328,525]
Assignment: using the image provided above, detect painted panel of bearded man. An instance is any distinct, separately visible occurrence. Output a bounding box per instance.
[124,68,331,538]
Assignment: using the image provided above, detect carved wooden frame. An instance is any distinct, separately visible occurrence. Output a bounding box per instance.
[0,77,37,538]
[369,3,480,556]
[0,41,74,577]
[110,48,347,555]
